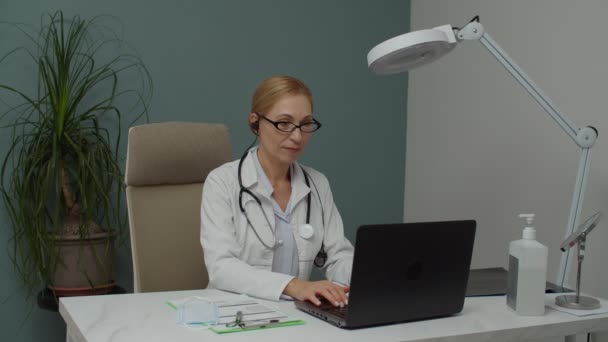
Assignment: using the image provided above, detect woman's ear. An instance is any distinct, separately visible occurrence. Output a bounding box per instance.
[249,112,259,135]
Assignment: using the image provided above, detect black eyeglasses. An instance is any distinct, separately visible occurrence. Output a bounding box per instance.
[255,113,322,133]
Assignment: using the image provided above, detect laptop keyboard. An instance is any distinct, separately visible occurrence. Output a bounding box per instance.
[320,302,349,319]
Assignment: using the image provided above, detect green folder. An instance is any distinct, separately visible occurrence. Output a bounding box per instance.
[209,319,305,334]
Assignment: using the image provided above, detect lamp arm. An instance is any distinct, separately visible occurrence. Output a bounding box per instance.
[457,21,599,287]
[458,22,584,140]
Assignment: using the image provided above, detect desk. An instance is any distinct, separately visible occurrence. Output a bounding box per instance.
[60,289,608,342]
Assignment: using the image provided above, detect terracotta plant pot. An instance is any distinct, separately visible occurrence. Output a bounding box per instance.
[49,230,117,296]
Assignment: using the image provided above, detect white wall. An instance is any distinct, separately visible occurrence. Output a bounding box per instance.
[406,0,608,300]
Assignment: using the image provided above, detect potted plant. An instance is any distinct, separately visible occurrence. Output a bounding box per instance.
[0,11,152,298]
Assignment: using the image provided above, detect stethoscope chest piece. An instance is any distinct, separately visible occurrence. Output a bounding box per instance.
[298,224,314,239]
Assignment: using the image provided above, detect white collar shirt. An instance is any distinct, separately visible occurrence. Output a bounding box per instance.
[251,148,300,277]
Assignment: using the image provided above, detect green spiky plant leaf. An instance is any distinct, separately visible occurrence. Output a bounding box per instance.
[0,11,152,299]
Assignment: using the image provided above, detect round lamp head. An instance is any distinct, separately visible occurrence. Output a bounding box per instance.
[367,25,458,75]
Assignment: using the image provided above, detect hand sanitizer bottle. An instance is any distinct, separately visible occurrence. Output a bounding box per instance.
[506,213,548,315]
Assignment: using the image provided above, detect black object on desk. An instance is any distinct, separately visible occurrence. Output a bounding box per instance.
[466,267,572,297]
[37,285,127,312]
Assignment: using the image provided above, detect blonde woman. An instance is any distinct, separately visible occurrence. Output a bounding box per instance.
[201,75,353,307]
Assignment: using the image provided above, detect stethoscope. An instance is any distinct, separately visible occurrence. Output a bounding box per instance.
[237,148,327,268]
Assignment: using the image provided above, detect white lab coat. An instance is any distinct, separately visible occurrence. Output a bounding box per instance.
[200,149,354,301]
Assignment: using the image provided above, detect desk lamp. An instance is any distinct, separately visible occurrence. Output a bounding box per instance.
[367,16,599,305]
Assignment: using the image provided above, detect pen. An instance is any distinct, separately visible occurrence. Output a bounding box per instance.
[239,319,281,329]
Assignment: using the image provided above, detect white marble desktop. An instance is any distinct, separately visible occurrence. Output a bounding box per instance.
[59,289,608,342]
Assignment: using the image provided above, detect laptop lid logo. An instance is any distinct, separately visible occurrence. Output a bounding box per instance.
[406,260,423,280]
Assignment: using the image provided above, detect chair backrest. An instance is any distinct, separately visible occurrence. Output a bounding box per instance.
[125,122,231,293]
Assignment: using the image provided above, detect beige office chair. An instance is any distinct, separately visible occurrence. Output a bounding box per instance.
[125,122,231,292]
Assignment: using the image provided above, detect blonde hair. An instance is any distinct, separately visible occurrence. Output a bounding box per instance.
[251,75,314,114]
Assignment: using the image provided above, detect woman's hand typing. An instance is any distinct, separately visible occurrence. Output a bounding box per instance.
[283,278,350,307]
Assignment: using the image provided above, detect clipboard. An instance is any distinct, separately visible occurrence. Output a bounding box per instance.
[167,294,305,334]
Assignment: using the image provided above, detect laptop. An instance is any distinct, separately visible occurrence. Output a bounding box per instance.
[295,220,476,329]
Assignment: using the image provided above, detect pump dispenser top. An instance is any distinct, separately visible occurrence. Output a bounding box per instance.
[518,213,536,240]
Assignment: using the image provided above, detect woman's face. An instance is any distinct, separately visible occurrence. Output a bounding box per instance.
[252,94,313,167]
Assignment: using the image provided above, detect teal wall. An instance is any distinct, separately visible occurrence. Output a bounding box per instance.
[0,1,409,340]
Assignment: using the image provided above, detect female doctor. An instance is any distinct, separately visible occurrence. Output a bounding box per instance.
[200,75,353,307]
